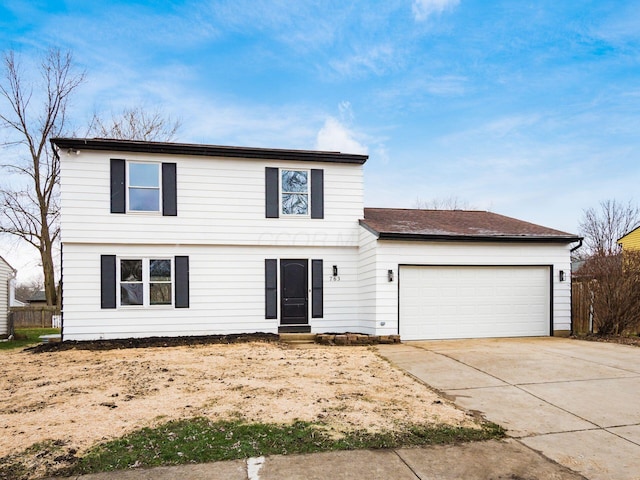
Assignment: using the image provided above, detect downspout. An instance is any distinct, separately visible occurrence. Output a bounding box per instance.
[570,239,583,253]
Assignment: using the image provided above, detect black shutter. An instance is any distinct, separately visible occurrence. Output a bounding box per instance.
[265,167,279,218]
[162,163,177,216]
[312,259,323,318]
[311,169,324,219]
[110,159,126,214]
[100,255,116,309]
[265,259,277,319]
[175,256,190,308]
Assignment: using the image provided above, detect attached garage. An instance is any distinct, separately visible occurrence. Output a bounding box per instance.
[399,265,551,340]
[359,208,582,340]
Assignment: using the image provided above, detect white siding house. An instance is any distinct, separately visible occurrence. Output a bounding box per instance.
[0,255,16,338]
[53,138,581,341]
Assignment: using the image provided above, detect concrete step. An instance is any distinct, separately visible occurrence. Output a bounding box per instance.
[279,333,317,344]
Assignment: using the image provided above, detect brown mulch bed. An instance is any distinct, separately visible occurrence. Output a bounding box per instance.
[28,333,280,353]
[572,334,640,347]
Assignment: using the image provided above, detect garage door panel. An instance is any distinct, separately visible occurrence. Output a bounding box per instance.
[399,266,550,340]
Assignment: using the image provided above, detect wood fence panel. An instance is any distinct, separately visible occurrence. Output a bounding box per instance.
[9,307,60,328]
[572,282,592,335]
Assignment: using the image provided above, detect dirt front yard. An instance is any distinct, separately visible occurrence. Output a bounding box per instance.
[0,341,478,476]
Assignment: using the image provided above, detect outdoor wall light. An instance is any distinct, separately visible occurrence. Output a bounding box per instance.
[332,265,338,277]
[388,269,394,282]
[559,270,566,282]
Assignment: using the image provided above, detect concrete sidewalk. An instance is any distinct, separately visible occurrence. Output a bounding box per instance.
[50,439,584,480]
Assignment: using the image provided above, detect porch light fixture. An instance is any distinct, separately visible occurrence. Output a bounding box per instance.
[332,265,338,277]
[388,269,394,282]
[559,270,565,282]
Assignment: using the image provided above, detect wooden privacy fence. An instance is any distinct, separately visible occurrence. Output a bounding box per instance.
[572,281,593,335]
[9,306,60,328]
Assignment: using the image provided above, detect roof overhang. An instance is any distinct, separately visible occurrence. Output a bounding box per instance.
[50,138,369,165]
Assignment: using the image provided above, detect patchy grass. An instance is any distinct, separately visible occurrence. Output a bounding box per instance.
[0,328,60,351]
[65,418,504,475]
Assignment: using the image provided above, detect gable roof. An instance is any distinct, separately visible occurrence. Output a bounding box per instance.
[28,290,47,302]
[618,225,640,243]
[50,138,368,165]
[0,255,16,273]
[360,208,581,243]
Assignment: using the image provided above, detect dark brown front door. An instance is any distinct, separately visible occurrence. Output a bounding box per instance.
[280,259,308,328]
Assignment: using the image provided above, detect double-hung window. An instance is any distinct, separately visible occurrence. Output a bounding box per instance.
[265,167,323,219]
[110,159,177,216]
[119,258,172,307]
[281,169,308,216]
[128,163,161,212]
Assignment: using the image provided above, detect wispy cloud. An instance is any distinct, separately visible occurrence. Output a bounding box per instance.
[412,0,460,21]
[328,44,400,78]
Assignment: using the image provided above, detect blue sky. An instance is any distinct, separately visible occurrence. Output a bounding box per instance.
[1,0,639,279]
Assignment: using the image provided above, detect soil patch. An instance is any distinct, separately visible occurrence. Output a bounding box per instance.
[1,342,479,478]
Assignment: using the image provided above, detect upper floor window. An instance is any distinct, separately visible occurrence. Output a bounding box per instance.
[266,167,323,219]
[281,170,308,215]
[129,163,160,212]
[110,159,177,216]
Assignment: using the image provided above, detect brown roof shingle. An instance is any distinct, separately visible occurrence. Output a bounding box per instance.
[361,208,581,243]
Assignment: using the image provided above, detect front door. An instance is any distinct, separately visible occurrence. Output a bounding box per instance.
[280,259,309,330]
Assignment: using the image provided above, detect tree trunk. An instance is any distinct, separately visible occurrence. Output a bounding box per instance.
[40,235,58,307]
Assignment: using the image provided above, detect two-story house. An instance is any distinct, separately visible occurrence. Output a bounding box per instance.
[52,138,581,341]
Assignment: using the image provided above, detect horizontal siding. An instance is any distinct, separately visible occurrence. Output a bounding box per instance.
[357,228,379,335]
[368,240,573,336]
[62,244,360,340]
[60,151,363,247]
[620,229,640,251]
[0,259,12,335]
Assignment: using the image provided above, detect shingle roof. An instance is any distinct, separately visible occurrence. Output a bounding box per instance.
[361,208,581,243]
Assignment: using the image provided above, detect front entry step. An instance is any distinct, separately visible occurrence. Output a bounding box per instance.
[278,325,311,334]
[279,333,316,344]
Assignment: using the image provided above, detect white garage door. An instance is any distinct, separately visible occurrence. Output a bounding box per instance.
[399,265,550,340]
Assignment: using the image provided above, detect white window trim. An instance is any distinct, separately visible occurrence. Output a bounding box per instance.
[117,257,174,308]
[127,161,162,214]
[280,168,310,218]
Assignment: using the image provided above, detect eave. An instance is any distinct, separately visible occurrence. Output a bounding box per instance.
[50,138,368,165]
[359,221,582,244]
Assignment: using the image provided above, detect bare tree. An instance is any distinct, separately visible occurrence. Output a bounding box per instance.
[413,195,473,210]
[0,49,85,306]
[87,105,181,141]
[14,279,44,303]
[579,251,640,335]
[578,200,640,257]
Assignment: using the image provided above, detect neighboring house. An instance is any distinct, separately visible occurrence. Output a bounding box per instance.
[0,255,17,338]
[618,226,640,251]
[27,290,47,305]
[51,138,581,341]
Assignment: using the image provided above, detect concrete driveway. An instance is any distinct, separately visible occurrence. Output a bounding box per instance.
[378,337,640,480]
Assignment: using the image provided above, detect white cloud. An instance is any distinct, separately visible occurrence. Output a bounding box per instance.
[412,0,460,21]
[315,117,368,155]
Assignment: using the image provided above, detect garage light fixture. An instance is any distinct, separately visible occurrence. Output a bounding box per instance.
[559,270,565,282]
[388,269,394,282]
[332,265,338,277]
